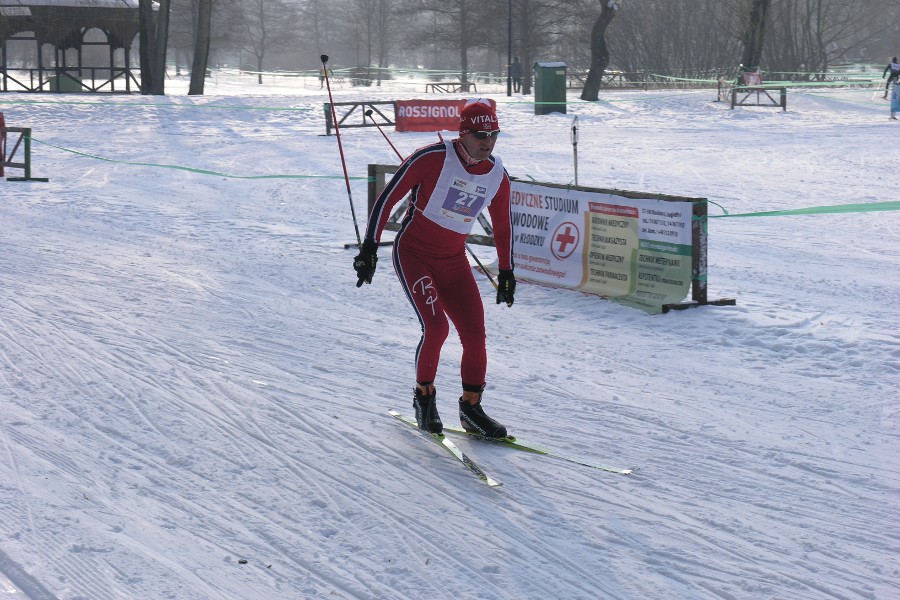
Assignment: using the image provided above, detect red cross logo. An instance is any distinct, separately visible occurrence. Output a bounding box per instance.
[551,222,579,260]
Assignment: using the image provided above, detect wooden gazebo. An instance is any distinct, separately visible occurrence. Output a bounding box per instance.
[0,0,146,93]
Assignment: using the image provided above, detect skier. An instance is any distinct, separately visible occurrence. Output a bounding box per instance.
[319,65,332,88]
[353,99,515,438]
[882,57,899,99]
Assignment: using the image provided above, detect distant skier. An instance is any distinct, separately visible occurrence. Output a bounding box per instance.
[319,65,332,88]
[882,57,899,99]
[353,99,515,438]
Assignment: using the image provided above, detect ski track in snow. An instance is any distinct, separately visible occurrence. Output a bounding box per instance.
[1,79,898,599]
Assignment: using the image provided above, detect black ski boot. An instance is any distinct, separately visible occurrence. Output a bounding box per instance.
[413,384,442,434]
[459,398,507,439]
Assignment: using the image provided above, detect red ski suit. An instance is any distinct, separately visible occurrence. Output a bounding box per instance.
[364,139,514,387]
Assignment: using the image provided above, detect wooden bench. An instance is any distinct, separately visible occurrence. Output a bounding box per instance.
[425,82,478,93]
[731,86,787,111]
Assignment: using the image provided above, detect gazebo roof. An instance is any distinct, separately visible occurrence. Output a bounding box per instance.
[2,1,140,8]
[0,0,155,49]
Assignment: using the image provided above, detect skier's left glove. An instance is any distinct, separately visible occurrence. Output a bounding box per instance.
[353,240,378,287]
[496,269,516,307]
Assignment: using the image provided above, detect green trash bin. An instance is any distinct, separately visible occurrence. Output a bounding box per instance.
[48,75,82,92]
[533,61,567,115]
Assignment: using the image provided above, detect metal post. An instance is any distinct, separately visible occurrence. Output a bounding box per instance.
[692,199,708,305]
[1,39,6,92]
[571,116,578,186]
[323,102,333,136]
[23,132,31,179]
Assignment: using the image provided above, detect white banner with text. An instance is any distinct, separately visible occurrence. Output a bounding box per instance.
[505,180,695,313]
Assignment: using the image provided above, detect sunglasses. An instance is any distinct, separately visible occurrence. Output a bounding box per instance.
[472,130,501,139]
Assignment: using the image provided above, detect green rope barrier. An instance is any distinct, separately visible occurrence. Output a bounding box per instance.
[701,201,900,219]
[0,98,314,112]
[29,137,366,180]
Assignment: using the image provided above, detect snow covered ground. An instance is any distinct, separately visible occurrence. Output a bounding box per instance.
[1,73,898,599]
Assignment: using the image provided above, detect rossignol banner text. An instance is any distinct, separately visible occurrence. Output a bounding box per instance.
[395,99,496,132]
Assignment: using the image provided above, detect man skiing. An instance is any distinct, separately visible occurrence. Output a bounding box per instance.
[883,57,899,99]
[353,99,515,438]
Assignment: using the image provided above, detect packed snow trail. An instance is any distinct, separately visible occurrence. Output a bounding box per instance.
[0,79,898,599]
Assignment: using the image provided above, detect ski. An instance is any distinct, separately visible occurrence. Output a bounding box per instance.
[443,425,636,475]
[388,410,503,487]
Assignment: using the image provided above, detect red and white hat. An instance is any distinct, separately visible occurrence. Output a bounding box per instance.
[459,99,499,135]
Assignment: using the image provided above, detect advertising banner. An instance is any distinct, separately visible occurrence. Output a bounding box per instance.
[508,179,695,313]
[395,99,496,132]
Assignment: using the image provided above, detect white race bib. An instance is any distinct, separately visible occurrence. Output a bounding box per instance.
[421,140,504,235]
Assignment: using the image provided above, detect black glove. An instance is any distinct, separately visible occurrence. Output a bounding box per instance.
[496,269,516,307]
[353,240,378,287]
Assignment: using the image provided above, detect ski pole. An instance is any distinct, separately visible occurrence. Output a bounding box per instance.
[363,110,498,290]
[322,54,362,247]
[364,109,402,160]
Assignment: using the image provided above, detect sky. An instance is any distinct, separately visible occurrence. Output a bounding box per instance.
[0,71,898,599]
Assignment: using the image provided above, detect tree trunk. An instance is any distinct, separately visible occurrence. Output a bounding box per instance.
[580,2,617,101]
[519,0,532,95]
[189,0,212,95]
[256,1,266,84]
[150,0,170,95]
[739,0,770,70]
[139,0,153,94]
[459,0,469,85]
[377,0,388,87]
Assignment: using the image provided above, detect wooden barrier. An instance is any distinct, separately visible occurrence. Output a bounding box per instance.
[2,126,49,182]
[323,101,395,136]
[731,86,787,111]
[425,82,478,93]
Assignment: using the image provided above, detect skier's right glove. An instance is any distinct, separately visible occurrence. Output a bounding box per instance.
[353,240,378,287]
[496,269,516,307]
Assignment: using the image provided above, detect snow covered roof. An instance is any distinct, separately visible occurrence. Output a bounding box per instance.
[0,1,141,7]
[0,0,148,48]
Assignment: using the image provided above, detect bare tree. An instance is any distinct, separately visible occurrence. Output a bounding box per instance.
[227,0,301,83]
[739,0,771,70]
[342,0,378,84]
[150,0,171,94]
[138,0,172,95]
[508,0,589,94]
[609,0,739,77]
[167,0,197,75]
[189,0,212,95]
[139,0,153,94]
[580,0,619,101]
[764,0,900,76]
[399,0,491,83]
[376,0,391,85]
[170,0,900,89]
